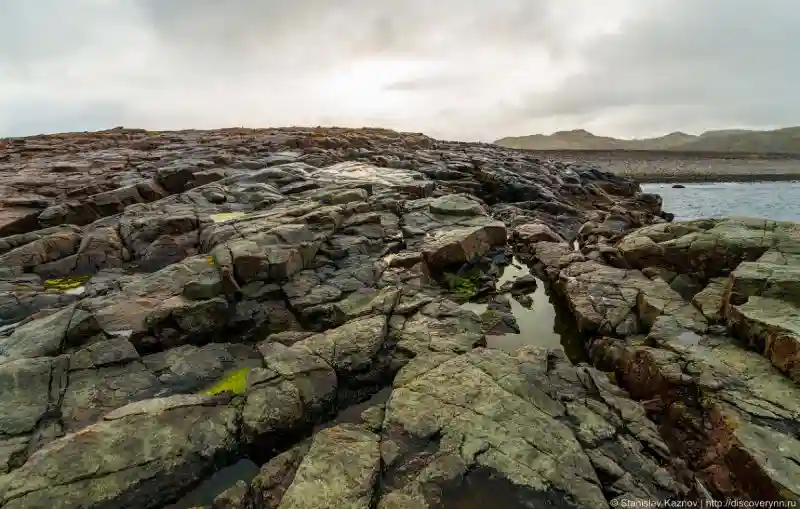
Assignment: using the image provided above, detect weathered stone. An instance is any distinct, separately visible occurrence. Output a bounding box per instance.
[275,425,380,508]
[0,395,240,509]
[143,342,264,393]
[0,305,100,360]
[0,228,83,272]
[513,221,565,246]
[691,277,728,323]
[590,330,800,502]
[727,261,800,306]
[558,260,706,336]
[421,221,507,268]
[428,194,486,216]
[727,297,800,382]
[0,357,65,437]
[617,217,800,280]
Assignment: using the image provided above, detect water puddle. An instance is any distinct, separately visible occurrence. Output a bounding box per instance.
[166,459,260,509]
[461,258,587,363]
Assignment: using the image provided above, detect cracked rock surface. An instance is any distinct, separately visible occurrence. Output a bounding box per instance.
[210,348,687,509]
[0,127,700,508]
[528,217,800,503]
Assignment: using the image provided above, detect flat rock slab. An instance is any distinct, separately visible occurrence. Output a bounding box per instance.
[0,303,484,509]
[421,221,507,268]
[206,348,688,508]
[0,207,40,237]
[690,277,727,323]
[0,394,241,509]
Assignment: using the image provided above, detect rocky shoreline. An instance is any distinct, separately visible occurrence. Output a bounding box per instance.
[519,149,800,183]
[0,127,797,508]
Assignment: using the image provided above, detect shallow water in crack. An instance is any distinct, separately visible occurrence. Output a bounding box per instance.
[166,459,260,509]
[461,258,587,363]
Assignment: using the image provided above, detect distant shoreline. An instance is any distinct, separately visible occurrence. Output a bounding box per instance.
[626,173,800,184]
[521,149,800,184]
[519,148,800,159]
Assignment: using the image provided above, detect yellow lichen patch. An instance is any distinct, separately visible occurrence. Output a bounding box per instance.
[209,212,247,223]
[204,368,250,396]
[43,276,91,292]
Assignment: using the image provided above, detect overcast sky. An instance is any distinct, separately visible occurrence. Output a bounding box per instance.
[1,0,798,141]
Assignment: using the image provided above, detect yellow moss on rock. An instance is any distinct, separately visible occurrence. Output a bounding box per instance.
[204,368,250,396]
[43,276,91,292]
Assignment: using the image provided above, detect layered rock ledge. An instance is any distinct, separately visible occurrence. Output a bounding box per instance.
[0,127,788,508]
[527,217,800,503]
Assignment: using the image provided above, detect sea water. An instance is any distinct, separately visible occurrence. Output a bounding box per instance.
[642,181,800,222]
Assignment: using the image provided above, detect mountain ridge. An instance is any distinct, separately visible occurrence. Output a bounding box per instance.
[494,126,800,154]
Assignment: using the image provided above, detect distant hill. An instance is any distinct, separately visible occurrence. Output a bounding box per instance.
[494,127,800,154]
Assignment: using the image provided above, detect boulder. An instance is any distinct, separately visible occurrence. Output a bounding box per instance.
[513,221,566,246]
[421,221,507,268]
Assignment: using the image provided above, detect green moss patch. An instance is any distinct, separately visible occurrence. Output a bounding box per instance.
[204,368,250,396]
[443,267,483,299]
[43,276,91,292]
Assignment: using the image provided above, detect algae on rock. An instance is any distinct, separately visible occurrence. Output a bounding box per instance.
[43,276,90,292]
[443,270,481,299]
[204,368,251,396]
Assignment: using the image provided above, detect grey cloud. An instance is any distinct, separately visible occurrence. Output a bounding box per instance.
[133,0,570,68]
[510,0,800,136]
[0,1,140,75]
[0,0,797,139]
